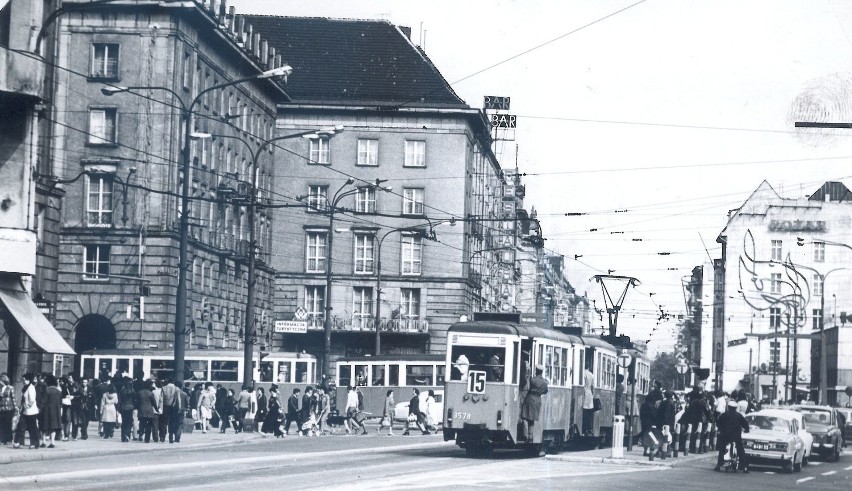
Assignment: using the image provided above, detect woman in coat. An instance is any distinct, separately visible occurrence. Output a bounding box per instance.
[377,389,395,436]
[42,374,62,448]
[100,385,118,438]
[220,389,236,433]
[254,387,268,427]
[261,385,282,437]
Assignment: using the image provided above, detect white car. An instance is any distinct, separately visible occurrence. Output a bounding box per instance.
[743,409,806,473]
[394,389,444,426]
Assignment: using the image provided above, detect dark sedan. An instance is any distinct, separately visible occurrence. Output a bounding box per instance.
[791,405,843,462]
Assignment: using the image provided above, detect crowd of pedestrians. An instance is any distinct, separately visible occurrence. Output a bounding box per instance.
[0,371,195,450]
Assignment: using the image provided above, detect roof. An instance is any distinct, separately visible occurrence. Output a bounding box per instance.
[243,16,468,108]
[336,354,444,363]
[79,349,316,360]
[750,408,801,420]
[808,181,852,202]
[448,321,596,347]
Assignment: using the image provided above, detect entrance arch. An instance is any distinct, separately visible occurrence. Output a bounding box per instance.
[74,314,117,353]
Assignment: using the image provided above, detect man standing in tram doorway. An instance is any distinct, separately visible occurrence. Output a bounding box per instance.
[520,364,549,442]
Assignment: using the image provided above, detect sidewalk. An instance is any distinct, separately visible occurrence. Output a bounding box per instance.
[546,445,715,468]
[0,423,263,465]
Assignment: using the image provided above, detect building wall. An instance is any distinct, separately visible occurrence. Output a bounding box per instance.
[49,2,285,357]
[715,184,852,399]
[271,109,499,371]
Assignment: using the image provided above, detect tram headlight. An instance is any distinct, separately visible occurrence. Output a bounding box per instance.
[497,410,503,428]
[447,408,453,427]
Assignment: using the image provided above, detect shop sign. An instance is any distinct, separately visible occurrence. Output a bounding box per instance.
[768,220,826,233]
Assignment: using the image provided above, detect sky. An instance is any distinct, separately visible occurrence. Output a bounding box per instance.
[230,0,852,354]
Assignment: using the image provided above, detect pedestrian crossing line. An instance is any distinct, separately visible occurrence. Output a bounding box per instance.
[845,465,852,471]
[810,461,822,466]
[821,470,837,476]
[764,471,775,475]
[797,477,815,483]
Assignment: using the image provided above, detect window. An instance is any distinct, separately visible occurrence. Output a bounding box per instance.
[770,273,781,294]
[305,286,325,319]
[211,360,239,381]
[814,274,823,297]
[91,43,119,79]
[769,340,781,366]
[771,240,782,261]
[357,139,378,166]
[86,174,113,226]
[400,288,420,319]
[769,306,781,329]
[88,109,117,144]
[403,188,424,215]
[401,235,422,275]
[83,245,110,280]
[354,233,374,273]
[182,51,192,90]
[404,140,426,167]
[352,287,373,329]
[306,231,327,272]
[355,187,376,213]
[309,138,330,164]
[812,308,822,330]
[306,185,328,212]
[814,242,825,262]
[405,364,433,386]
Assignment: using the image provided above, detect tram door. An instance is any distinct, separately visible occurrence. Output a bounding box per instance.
[517,339,534,438]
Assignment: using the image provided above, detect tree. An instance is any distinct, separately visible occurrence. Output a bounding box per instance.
[649,352,681,390]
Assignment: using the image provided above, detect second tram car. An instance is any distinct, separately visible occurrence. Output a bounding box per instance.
[443,316,648,456]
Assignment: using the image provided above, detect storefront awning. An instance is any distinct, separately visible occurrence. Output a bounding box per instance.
[0,279,74,355]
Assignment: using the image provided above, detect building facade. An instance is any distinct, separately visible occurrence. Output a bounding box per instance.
[44,1,289,374]
[710,181,852,403]
[248,16,513,375]
[0,0,75,380]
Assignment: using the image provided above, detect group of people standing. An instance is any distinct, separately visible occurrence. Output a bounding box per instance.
[258,384,333,437]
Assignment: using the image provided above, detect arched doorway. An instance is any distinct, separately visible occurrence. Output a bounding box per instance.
[74,314,117,353]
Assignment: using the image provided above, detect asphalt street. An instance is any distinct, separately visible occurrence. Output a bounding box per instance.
[0,432,849,490]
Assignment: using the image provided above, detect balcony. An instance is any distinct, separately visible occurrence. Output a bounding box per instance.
[220,233,234,253]
[1,47,44,98]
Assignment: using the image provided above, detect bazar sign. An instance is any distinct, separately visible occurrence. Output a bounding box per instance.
[768,220,826,233]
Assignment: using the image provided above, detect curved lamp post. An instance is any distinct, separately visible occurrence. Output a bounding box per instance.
[101,64,292,386]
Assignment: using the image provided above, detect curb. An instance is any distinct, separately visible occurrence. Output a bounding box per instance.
[0,435,262,465]
[545,452,713,468]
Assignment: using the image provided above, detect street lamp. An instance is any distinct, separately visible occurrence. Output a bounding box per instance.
[372,219,454,355]
[101,65,292,386]
[212,126,344,386]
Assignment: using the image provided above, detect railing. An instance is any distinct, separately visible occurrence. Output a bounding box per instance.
[220,233,234,252]
[300,316,428,333]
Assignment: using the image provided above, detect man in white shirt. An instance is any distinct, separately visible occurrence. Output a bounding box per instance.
[14,373,40,449]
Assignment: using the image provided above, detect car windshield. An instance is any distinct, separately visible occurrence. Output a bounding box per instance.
[747,415,791,433]
[801,410,831,426]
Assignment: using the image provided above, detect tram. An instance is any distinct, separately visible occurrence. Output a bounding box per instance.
[335,354,444,417]
[442,314,649,456]
[79,349,317,395]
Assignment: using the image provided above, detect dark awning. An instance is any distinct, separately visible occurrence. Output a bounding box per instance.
[0,279,74,355]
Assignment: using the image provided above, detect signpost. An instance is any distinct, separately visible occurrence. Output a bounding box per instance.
[617,352,632,368]
[676,362,689,390]
[274,320,308,334]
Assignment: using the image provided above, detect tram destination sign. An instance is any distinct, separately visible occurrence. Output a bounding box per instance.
[274,320,308,333]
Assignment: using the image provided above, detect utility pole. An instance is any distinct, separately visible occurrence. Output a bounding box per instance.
[792,306,798,401]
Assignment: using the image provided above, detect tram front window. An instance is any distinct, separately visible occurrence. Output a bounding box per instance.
[449,346,506,382]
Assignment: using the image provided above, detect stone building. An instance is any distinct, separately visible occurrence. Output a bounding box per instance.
[0,0,75,380]
[248,16,512,375]
[710,180,852,403]
[42,1,289,374]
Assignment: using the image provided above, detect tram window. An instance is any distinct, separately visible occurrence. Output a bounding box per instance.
[82,358,96,379]
[211,360,238,381]
[355,365,368,386]
[436,365,445,385]
[295,362,308,383]
[186,360,209,381]
[117,358,130,378]
[338,365,351,387]
[406,365,434,386]
[545,346,554,385]
[151,359,174,381]
[278,362,291,383]
[561,348,570,387]
[98,359,113,380]
[388,364,400,386]
[371,365,385,386]
[133,359,143,379]
[259,362,274,382]
[449,346,506,382]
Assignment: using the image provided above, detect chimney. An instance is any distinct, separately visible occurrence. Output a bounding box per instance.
[399,26,412,39]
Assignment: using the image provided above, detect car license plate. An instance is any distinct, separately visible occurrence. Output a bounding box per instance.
[754,444,768,451]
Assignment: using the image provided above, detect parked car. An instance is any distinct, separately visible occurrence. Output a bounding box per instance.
[743,409,806,473]
[837,407,851,445]
[791,405,843,462]
[394,389,444,426]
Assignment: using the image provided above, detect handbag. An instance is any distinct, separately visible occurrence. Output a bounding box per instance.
[593,397,602,412]
[380,417,390,428]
